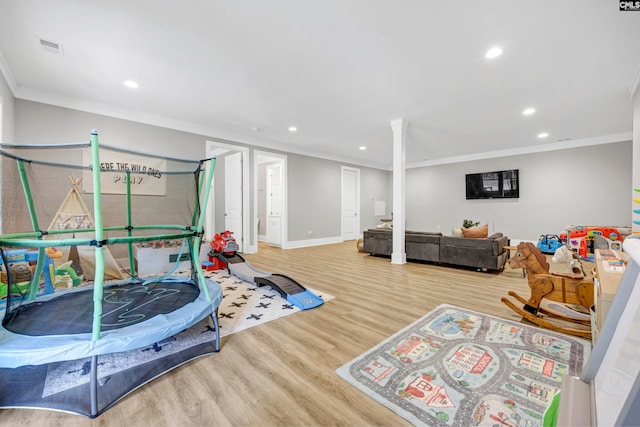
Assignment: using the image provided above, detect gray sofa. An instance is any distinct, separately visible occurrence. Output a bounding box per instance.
[363,229,442,262]
[362,228,509,271]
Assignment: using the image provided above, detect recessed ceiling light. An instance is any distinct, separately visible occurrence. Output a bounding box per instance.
[288,126,297,132]
[538,132,549,139]
[252,127,261,131]
[522,108,536,116]
[123,80,139,89]
[359,146,366,151]
[485,46,503,59]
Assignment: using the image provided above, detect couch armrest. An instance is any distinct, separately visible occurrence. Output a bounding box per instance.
[491,235,509,255]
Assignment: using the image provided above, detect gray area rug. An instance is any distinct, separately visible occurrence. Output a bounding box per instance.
[336,304,590,427]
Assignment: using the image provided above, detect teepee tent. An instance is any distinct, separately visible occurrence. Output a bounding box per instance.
[47,176,125,281]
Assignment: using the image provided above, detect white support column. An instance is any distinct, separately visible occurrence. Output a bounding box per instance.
[390,119,407,264]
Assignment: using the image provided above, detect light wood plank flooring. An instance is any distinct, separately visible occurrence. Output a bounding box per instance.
[1,241,541,427]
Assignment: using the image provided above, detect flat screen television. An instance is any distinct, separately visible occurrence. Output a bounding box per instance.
[465,169,519,200]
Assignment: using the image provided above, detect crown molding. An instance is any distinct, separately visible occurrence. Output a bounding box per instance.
[13,86,388,170]
[631,58,640,97]
[11,86,633,173]
[0,49,18,94]
[405,132,633,169]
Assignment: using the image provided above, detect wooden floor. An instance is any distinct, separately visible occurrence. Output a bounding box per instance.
[1,241,539,426]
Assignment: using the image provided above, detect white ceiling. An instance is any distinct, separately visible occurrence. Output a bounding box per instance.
[1,0,639,169]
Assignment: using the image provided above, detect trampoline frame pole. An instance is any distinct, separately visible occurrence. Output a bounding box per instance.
[16,159,47,300]
[90,130,106,342]
[90,355,98,417]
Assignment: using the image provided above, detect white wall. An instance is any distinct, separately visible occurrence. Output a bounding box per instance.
[404,141,632,242]
[0,69,16,233]
[4,98,635,246]
[5,99,391,245]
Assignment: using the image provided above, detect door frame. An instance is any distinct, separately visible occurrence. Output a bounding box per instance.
[341,166,361,241]
[254,150,287,249]
[205,140,254,253]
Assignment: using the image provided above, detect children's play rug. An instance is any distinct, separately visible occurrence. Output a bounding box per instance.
[336,304,590,427]
[207,269,333,337]
[0,269,332,416]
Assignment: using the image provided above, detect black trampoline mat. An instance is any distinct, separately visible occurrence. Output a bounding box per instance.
[2,280,200,336]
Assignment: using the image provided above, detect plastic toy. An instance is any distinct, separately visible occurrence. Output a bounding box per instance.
[537,234,563,254]
[0,249,55,300]
[206,230,239,270]
[560,225,629,255]
[208,230,323,310]
[551,246,583,275]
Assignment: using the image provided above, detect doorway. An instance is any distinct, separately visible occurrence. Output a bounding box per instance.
[254,151,287,249]
[205,141,253,253]
[341,166,360,241]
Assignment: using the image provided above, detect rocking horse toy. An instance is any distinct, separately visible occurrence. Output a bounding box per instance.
[501,242,594,338]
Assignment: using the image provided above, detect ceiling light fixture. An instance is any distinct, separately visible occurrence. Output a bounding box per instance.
[485,46,503,59]
[123,80,139,89]
[538,132,549,139]
[359,146,366,151]
[288,126,297,132]
[522,108,536,116]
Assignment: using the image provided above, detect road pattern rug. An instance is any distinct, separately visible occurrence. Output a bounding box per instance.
[0,269,333,417]
[336,304,590,427]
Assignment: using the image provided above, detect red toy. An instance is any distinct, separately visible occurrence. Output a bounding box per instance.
[206,231,240,270]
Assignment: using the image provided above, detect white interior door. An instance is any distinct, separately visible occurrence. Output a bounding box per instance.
[267,164,283,216]
[341,166,360,241]
[225,152,243,251]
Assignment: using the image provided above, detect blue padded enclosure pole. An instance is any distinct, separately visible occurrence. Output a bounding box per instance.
[125,170,136,277]
[193,159,216,302]
[16,159,47,300]
[90,130,106,341]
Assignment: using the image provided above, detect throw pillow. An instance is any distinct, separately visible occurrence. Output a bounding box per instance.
[452,227,463,238]
[461,224,489,238]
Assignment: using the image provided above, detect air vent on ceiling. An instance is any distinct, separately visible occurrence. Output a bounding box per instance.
[39,37,64,55]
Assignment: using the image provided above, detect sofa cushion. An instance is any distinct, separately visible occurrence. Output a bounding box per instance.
[461,224,488,238]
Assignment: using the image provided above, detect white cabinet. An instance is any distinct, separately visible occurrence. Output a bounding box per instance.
[133,242,208,276]
[267,215,281,247]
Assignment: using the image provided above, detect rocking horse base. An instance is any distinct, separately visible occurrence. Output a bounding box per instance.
[502,292,592,339]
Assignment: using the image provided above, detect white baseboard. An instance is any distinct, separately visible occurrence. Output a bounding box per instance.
[258,234,267,242]
[283,236,344,249]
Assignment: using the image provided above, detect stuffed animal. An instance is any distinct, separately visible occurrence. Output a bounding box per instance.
[551,245,584,276]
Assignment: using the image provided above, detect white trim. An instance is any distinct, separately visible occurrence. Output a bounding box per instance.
[253,150,288,252]
[12,86,387,170]
[8,85,635,172]
[284,236,343,249]
[205,140,254,254]
[0,50,17,94]
[630,58,640,97]
[405,132,633,169]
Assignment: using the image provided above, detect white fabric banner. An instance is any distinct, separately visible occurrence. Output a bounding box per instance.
[82,148,167,195]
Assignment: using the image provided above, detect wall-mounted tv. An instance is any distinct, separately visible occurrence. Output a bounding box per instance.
[465,169,519,200]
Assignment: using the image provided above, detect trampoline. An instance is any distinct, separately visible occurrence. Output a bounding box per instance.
[0,130,222,417]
